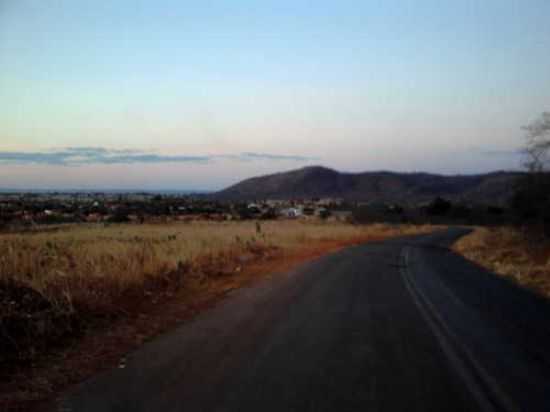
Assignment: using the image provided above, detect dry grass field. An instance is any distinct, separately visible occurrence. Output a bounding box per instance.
[1,220,434,376]
[454,227,550,298]
[1,221,431,310]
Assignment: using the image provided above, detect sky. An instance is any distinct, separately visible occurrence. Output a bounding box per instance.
[1,0,549,190]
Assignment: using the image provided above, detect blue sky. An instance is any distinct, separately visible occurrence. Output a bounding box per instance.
[1,0,549,189]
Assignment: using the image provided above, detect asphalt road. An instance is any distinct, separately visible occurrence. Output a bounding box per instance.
[59,228,550,411]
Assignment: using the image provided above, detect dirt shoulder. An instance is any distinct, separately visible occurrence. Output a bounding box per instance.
[453,227,550,299]
[2,229,421,412]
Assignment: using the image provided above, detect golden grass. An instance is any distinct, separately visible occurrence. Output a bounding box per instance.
[453,227,550,298]
[1,221,433,312]
[1,220,436,406]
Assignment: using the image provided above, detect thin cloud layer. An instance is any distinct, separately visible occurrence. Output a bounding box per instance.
[0,148,313,166]
[468,147,523,157]
[238,152,314,161]
[479,149,522,157]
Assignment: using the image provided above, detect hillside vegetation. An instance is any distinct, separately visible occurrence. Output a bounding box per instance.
[214,166,521,205]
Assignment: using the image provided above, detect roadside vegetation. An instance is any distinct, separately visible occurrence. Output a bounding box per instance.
[453,112,550,301]
[1,221,433,377]
[454,227,550,299]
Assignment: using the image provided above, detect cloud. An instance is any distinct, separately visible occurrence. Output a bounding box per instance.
[470,147,523,157]
[237,152,315,161]
[0,148,210,165]
[94,154,211,164]
[0,148,313,166]
[0,151,73,165]
[220,152,315,162]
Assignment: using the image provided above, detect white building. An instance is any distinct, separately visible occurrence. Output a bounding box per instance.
[280,207,303,218]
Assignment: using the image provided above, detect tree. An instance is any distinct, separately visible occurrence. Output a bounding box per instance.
[523,112,550,172]
[108,208,130,223]
[512,112,550,236]
[426,197,452,216]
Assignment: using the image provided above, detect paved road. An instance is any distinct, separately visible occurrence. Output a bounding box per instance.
[60,228,550,411]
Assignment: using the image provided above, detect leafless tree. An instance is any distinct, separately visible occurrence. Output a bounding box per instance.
[523,112,550,172]
[513,112,550,237]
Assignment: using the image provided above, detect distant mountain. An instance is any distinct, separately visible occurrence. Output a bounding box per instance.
[213,166,523,205]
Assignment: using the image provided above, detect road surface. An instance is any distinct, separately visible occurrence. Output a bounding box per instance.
[59,228,550,411]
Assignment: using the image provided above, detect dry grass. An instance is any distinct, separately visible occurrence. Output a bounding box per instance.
[453,227,550,298]
[0,221,430,311]
[0,221,433,373]
[0,220,435,409]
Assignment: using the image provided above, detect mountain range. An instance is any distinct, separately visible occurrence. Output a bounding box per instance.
[214,166,523,205]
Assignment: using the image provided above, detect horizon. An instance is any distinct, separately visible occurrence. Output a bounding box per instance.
[0,165,524,193]
[2,1,549,189]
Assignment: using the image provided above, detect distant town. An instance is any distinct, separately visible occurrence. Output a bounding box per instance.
[0,191,348,227]
[0,190,510,230]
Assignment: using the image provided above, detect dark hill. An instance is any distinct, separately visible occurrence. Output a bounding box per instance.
[213,166,523,205]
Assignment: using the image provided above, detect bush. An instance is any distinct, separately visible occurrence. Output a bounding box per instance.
[108,209,130,223]
[426,197,452,216]
[511,173,550,236]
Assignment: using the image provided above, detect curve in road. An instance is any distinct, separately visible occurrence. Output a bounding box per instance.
[58,228,550,411]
